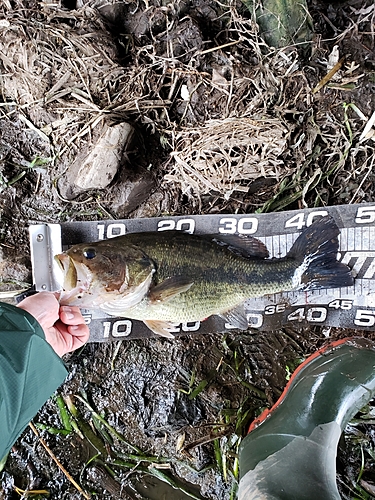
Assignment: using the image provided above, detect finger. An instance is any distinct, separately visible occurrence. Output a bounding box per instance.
[68,323,90,342]
[50,322,90,356]
[65,323,90,352]
[59,306,87,325]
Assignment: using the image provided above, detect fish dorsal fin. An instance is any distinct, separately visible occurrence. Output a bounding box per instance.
[210,234,269,259]
[219,304,249,330]
[144,320,176,338]
[149,276,194,304]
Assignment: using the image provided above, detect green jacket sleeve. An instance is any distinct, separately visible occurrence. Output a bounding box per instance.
[0,302,67,460]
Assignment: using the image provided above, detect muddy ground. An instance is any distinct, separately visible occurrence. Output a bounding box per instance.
[0,0,375,498]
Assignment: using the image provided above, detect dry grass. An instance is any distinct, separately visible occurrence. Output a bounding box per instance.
[0,0,374,210]
[165,117,290,200]
[0,4,169,178]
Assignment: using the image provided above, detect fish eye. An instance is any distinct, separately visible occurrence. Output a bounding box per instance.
[83,248,96,259]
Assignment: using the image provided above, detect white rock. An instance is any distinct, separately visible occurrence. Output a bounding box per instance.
[74,122,134,190]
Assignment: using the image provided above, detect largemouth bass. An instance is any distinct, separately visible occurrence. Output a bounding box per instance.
[56,217,353,337]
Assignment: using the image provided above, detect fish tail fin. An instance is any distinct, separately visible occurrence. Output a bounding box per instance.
[287,216,354,290]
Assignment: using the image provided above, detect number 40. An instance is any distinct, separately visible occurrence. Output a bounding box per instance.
[285,211,328,230]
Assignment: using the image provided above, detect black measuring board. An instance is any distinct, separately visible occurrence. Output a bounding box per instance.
[29,203,375,342]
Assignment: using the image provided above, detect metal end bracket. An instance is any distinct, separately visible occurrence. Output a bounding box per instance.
[29,224,63,292]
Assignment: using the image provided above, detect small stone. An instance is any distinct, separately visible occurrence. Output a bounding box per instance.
[75,122,134,190]
[58,122,135,200]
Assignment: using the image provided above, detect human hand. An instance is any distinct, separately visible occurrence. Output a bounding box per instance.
[17,291,90,357]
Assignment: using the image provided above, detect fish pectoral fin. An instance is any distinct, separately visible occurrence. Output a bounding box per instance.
[219,304,248,330]
[149,276,194,304]
[144,320,176,338]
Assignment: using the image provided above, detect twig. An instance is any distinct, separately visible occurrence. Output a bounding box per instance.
[312,56,346,93]
[359,110,375,142]
[29,422,91,499]
[0,289,28,299]
[13,486,50,496]
[183,429,231,452]
[350,155,375,204]
[18,113,50,143]
[198,40,240,55]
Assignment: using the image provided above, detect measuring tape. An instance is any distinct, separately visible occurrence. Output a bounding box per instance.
[29,203,375,342]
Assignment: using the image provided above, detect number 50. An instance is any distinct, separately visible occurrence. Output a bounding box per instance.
[355,206,375,224]
[354,309,375,327]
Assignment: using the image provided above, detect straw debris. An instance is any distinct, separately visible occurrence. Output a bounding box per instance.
[0,1,374,215]
[165,117,291,200]
[0,4,165,193]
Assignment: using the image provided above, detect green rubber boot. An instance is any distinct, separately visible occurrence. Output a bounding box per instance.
[238,338,375,500]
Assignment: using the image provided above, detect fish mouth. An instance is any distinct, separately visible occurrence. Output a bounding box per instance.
[54,253,92,305]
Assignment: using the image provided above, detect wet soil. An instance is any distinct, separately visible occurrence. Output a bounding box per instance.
[1,0,375,498]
